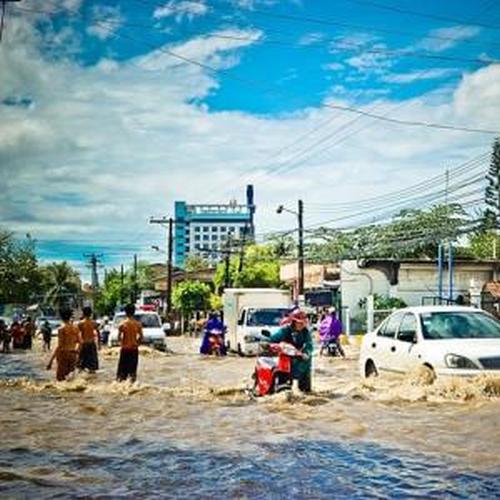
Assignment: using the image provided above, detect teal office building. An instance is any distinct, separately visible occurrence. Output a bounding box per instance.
[174,185,255,268]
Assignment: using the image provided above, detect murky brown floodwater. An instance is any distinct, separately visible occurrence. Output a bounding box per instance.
[0,336,499,498]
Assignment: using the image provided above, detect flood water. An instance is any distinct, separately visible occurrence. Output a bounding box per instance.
[0,337,499,498]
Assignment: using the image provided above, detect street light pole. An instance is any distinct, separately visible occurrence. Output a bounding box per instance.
[298,199,304,297]
[277,200,305,300]
[150,216,176,317]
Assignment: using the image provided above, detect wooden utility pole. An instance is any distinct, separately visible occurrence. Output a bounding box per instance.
[298,199,304,297]
[150,216,175,315]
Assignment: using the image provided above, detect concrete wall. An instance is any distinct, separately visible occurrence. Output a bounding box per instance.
[341,259,496,319]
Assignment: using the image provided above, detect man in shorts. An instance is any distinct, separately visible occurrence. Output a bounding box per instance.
[116,304,143,382]
[47,308,82,381]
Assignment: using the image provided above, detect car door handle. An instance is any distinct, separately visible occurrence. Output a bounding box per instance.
[371,342,376,348]
[390,346,396,352]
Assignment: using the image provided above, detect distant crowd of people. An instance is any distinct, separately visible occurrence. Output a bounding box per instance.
[0,316,37,353]
[0,304,143,383]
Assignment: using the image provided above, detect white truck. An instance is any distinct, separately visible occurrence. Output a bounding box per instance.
[224,288,292,356]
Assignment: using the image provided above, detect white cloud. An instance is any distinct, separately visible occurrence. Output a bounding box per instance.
[346,50,392,74]
[1,12,499,277]
[415,25,482,53]
[322,62,344,71]
[298,32,326,46]
[86,5,123,40]
[153,1,209,22]
[381,68,459,84]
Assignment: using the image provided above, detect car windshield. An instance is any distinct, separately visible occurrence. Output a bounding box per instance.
[420,311,500,339]
[246,308,288,327]
[113,314,160,328]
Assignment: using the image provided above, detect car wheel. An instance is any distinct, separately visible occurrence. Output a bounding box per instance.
[237,343,244,357]
[365,359,378,378]
[419,364,436,385]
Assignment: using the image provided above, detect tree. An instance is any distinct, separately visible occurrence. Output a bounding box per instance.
[42,261,81,311]
[94,262,155,316]
[307,204,469,261]
[172,281,211,317]
[467,230,500,259]
[213,244,282,291]
[0,231,43,304]
[184,255,210,272]
[484,138,500,230]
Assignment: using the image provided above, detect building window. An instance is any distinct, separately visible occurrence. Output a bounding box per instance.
[203,234,209,241]
[221,234,226,241]
[203,226,209,232]
[211,234,217,240]
[195,227,200,232]
[220,226,226,232]
[195,235,200,241]
[212,226,218,232]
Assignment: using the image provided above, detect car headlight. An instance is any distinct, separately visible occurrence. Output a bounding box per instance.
[445,354,479,369]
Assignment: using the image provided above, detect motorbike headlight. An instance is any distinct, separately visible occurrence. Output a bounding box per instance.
[445,354,479,370]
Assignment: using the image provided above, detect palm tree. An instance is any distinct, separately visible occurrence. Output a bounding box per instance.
[43,262,81,311]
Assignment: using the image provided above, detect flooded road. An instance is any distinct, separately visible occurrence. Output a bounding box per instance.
[0,337,499,498]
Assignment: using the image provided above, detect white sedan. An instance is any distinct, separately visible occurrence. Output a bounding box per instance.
[108,311,168,351]
[359,306,500,379]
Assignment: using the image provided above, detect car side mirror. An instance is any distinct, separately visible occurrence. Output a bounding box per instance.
[237,318,243,326]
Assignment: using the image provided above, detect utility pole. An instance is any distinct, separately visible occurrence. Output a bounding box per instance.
[84,253,103,307]
[150,216,175,316]
[0,0,20,43]
[277,200,305,301]
[298,199,305,297]
[237,223,248,274]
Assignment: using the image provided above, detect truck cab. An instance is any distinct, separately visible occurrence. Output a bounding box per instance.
[224,288,292,356]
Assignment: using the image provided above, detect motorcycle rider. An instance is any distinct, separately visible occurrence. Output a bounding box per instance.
[319,308,345,358]
[266,309,313,392]
[200,311,226,356]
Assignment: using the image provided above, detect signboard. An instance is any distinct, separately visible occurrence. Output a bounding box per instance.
[305,290,334,307]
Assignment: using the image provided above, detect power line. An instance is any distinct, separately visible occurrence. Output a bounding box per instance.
[345,0,500,31]
[14,3,500,136]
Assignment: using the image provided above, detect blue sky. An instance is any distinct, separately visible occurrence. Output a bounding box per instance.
[1,0,500,281]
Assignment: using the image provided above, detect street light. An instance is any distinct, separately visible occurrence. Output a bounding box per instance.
[276,200,304,299]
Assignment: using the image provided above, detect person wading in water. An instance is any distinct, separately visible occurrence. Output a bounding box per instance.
[22,316,35,350]
[78,306,100,373]
[116,303,143,383]
[47,308,82,381]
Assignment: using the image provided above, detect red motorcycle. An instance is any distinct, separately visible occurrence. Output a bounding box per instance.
[248,341,302,397]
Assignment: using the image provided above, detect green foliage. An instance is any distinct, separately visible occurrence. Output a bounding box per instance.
[41,261,82,311]
[184,255,210,272]
[172,281,211,315]
[209,293,223,311]
[94,261,155,316]
[308,204,469,261]
[467,230,500,259]
[358,294,407,310]
[213,244,282,291]
[0,231,43,304]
